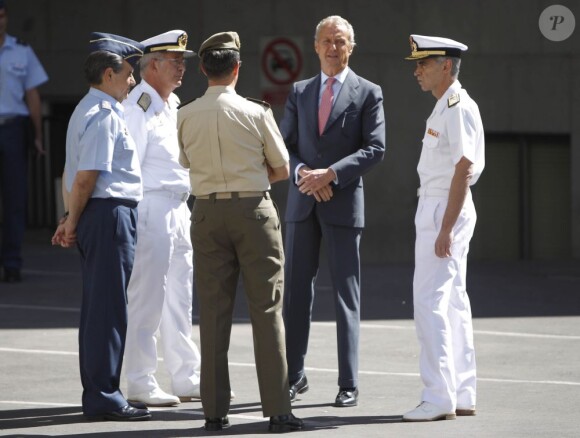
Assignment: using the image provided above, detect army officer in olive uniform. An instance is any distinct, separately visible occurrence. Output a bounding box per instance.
[177,31,303,433]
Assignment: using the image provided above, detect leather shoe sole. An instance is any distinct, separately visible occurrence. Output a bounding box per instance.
[205,416,230,431]
[334,388,358,407]
[289,375,309,402]
[85,405,151,421]
[269,413,304,432]
[456,408,476,416]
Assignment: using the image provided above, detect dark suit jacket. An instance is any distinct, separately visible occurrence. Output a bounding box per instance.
[280,69,386,228]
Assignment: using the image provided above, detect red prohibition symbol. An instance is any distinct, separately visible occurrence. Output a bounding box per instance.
[261,38,303,86]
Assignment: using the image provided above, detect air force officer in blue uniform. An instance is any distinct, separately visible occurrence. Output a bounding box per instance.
[0,0,48,282]
[52,33,151,421]
[280,15,386,408]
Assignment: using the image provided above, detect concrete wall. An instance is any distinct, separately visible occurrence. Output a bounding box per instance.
[6,0,580,262]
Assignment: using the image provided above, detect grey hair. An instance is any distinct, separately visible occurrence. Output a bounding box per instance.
[436,56,461,78]
[314,15,356,48]
[84,50,124,85]
[139,53,157,72]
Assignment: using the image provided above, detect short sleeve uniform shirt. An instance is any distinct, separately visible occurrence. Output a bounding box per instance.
[124,80,190,194]
[177,86,289,197]
[65,88,142,201]
[418,80,484,189]
[0,34,48,116]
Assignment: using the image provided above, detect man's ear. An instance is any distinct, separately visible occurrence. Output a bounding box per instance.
[103,67,114,82]
[444,58,452,71]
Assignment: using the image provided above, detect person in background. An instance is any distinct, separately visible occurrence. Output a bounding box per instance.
[280,15,386,408]
[0,0,48,283]
[51,32,151,422]
[402,34,484,422]
[123,29,202,408]
[177,31,303,433]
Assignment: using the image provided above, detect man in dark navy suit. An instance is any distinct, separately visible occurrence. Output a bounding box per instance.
[280,15,386,408]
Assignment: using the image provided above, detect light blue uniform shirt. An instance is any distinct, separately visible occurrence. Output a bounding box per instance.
[65,88,142,201]
[0,34,48,116]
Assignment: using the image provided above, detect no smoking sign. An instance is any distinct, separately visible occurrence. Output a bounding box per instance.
[260,37,303,87]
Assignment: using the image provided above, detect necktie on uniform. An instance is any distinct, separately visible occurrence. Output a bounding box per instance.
[318,77,336,135]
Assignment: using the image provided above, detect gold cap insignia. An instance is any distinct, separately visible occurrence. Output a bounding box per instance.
[178,33,188,50]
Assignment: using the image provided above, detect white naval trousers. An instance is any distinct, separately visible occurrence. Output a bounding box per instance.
[125,193,201,396]
[413,191,477,412]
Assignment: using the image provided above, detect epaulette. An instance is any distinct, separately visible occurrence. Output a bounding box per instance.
[137,92,151,112]
[16,38,29,46]
[177,97,197,110]
[100,100,112,111]
[447,93,460,108]
[246,97,271,109]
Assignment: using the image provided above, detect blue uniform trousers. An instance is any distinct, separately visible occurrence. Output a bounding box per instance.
[76,197,138,416]
[0,117,28,270]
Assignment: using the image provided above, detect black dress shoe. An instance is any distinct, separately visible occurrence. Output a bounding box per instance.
[269,413,304,432]
[85,405,151,421]
[334,388,359,407]
[205,416,230,431]
[128,400,148,409]
[289,375,309,402]
[3,267,21,283]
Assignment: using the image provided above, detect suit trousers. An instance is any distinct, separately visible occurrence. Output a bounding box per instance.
[76,198,138,416]
[125,194,200,397]
[191,195,291,418]
[413,192,477,412]
[0,117,28,270]
[284,207,362,388]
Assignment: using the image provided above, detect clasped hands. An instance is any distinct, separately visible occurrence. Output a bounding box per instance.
[297,166,336,202]
[51,215,77,248]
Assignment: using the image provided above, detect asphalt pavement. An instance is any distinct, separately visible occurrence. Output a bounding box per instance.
[1,228,579,437]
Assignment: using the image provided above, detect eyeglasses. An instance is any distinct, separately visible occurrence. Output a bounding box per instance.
[156,57,188,68]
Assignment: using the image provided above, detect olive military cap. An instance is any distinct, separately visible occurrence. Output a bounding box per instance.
[198,31,240,58]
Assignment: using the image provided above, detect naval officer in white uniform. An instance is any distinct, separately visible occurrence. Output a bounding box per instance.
[123,30,201,407]
[402,34,485,422]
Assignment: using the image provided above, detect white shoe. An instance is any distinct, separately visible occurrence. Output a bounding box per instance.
[128,388,181,407]
[176,386,201,402]
[403,401,456,422]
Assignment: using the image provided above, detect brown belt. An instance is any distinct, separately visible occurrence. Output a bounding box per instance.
[196,191,269,200]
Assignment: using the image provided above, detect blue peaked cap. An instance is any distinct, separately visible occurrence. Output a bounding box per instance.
[89,32,144,67]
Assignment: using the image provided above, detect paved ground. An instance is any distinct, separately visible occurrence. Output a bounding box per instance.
[1,229,579,437]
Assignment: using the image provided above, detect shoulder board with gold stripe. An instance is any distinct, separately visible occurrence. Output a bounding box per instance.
[447,93,460,108]
[137,92,151,112]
